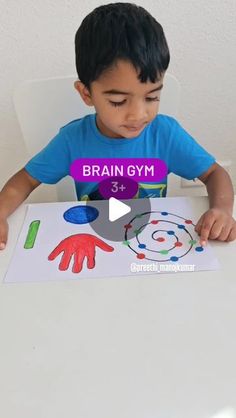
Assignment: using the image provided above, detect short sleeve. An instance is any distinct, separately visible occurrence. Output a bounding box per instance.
[24,129,71,184]
[165,118,216,180]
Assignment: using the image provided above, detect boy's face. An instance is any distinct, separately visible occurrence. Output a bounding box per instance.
[75,60,164,139]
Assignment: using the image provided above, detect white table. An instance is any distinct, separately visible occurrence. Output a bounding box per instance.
[0,197,236,418]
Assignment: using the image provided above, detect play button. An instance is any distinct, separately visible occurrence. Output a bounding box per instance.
[109,197,131,222]
[85,187,151,242]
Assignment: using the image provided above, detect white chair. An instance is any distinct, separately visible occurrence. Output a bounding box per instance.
[13,74,181,201]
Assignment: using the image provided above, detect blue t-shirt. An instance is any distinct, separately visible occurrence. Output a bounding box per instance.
[25,113,215,200]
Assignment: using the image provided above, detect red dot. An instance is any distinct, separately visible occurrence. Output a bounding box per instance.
[156,237,165,242]
[175,241,183,247]
[151,220,159,224]
[185,219,193,224]
[137,253,145,259]
[124,224,132,229]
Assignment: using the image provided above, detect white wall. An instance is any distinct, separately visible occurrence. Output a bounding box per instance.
[0,0,235,200]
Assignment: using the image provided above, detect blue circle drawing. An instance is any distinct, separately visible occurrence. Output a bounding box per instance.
[63,205,99,225]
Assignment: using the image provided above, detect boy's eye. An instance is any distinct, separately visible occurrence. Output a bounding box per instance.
[109,97,160,107]
[109,100,126,107]
[146,97,160,102]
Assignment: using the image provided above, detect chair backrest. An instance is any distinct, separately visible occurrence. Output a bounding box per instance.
[13,73,181,201]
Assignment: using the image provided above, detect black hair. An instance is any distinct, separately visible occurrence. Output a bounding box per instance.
[75,2,170,89]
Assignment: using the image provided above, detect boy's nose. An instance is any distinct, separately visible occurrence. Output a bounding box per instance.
[125,102,148,123]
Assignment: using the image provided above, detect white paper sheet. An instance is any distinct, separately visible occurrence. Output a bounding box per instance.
[4,197,220,283]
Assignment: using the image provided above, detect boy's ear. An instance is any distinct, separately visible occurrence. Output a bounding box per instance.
[74,80,94,106]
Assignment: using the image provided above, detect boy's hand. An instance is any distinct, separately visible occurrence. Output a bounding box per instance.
[0,218,9,250]
[195,208,236,246]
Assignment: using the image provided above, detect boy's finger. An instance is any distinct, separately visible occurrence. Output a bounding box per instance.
[199,215,216,246]
[209,221,224,240]
[199,230,209,246]
[0,223,8,250]
[217,225,231,241]
[226,223,236,242]
[194,215,204,233]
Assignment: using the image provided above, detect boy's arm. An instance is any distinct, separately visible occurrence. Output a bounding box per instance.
[0,168,41,249]
[195,162,236,245]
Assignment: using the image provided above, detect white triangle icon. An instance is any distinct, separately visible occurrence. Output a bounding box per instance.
[109,197,131,222]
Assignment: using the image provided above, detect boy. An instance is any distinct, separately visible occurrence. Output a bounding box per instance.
[0,2,235,251]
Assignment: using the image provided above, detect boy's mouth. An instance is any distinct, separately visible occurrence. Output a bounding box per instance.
[123,124,146,131]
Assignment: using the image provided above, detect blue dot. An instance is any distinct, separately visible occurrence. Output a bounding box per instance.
[138,243,146,249]
[167,230,175,235]
[195,246,204,252]
[178,224,185,229]
[161,211,168,216]
[63,205,99,224]
[170,256,179,262]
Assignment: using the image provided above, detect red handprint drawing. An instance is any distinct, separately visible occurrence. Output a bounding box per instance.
[48,233,114,273]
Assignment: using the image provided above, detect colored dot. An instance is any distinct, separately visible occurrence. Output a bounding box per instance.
[167,230,175,235]
[161,211,168,216]
[185,219,193,224]
[134,229,140,235]
[178,224,185,229]
[195,246,204,252]
[160,250,169,255]
[170,256,179,262]
[135,214,143,218]
[151,220,159,224]
[137,253,145,259]
[138,243,146,249]
[156,237,165,242]
[175,241,183,247]
[122,240,130,246]
[124,224,132,229]
[189,239,197,245]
